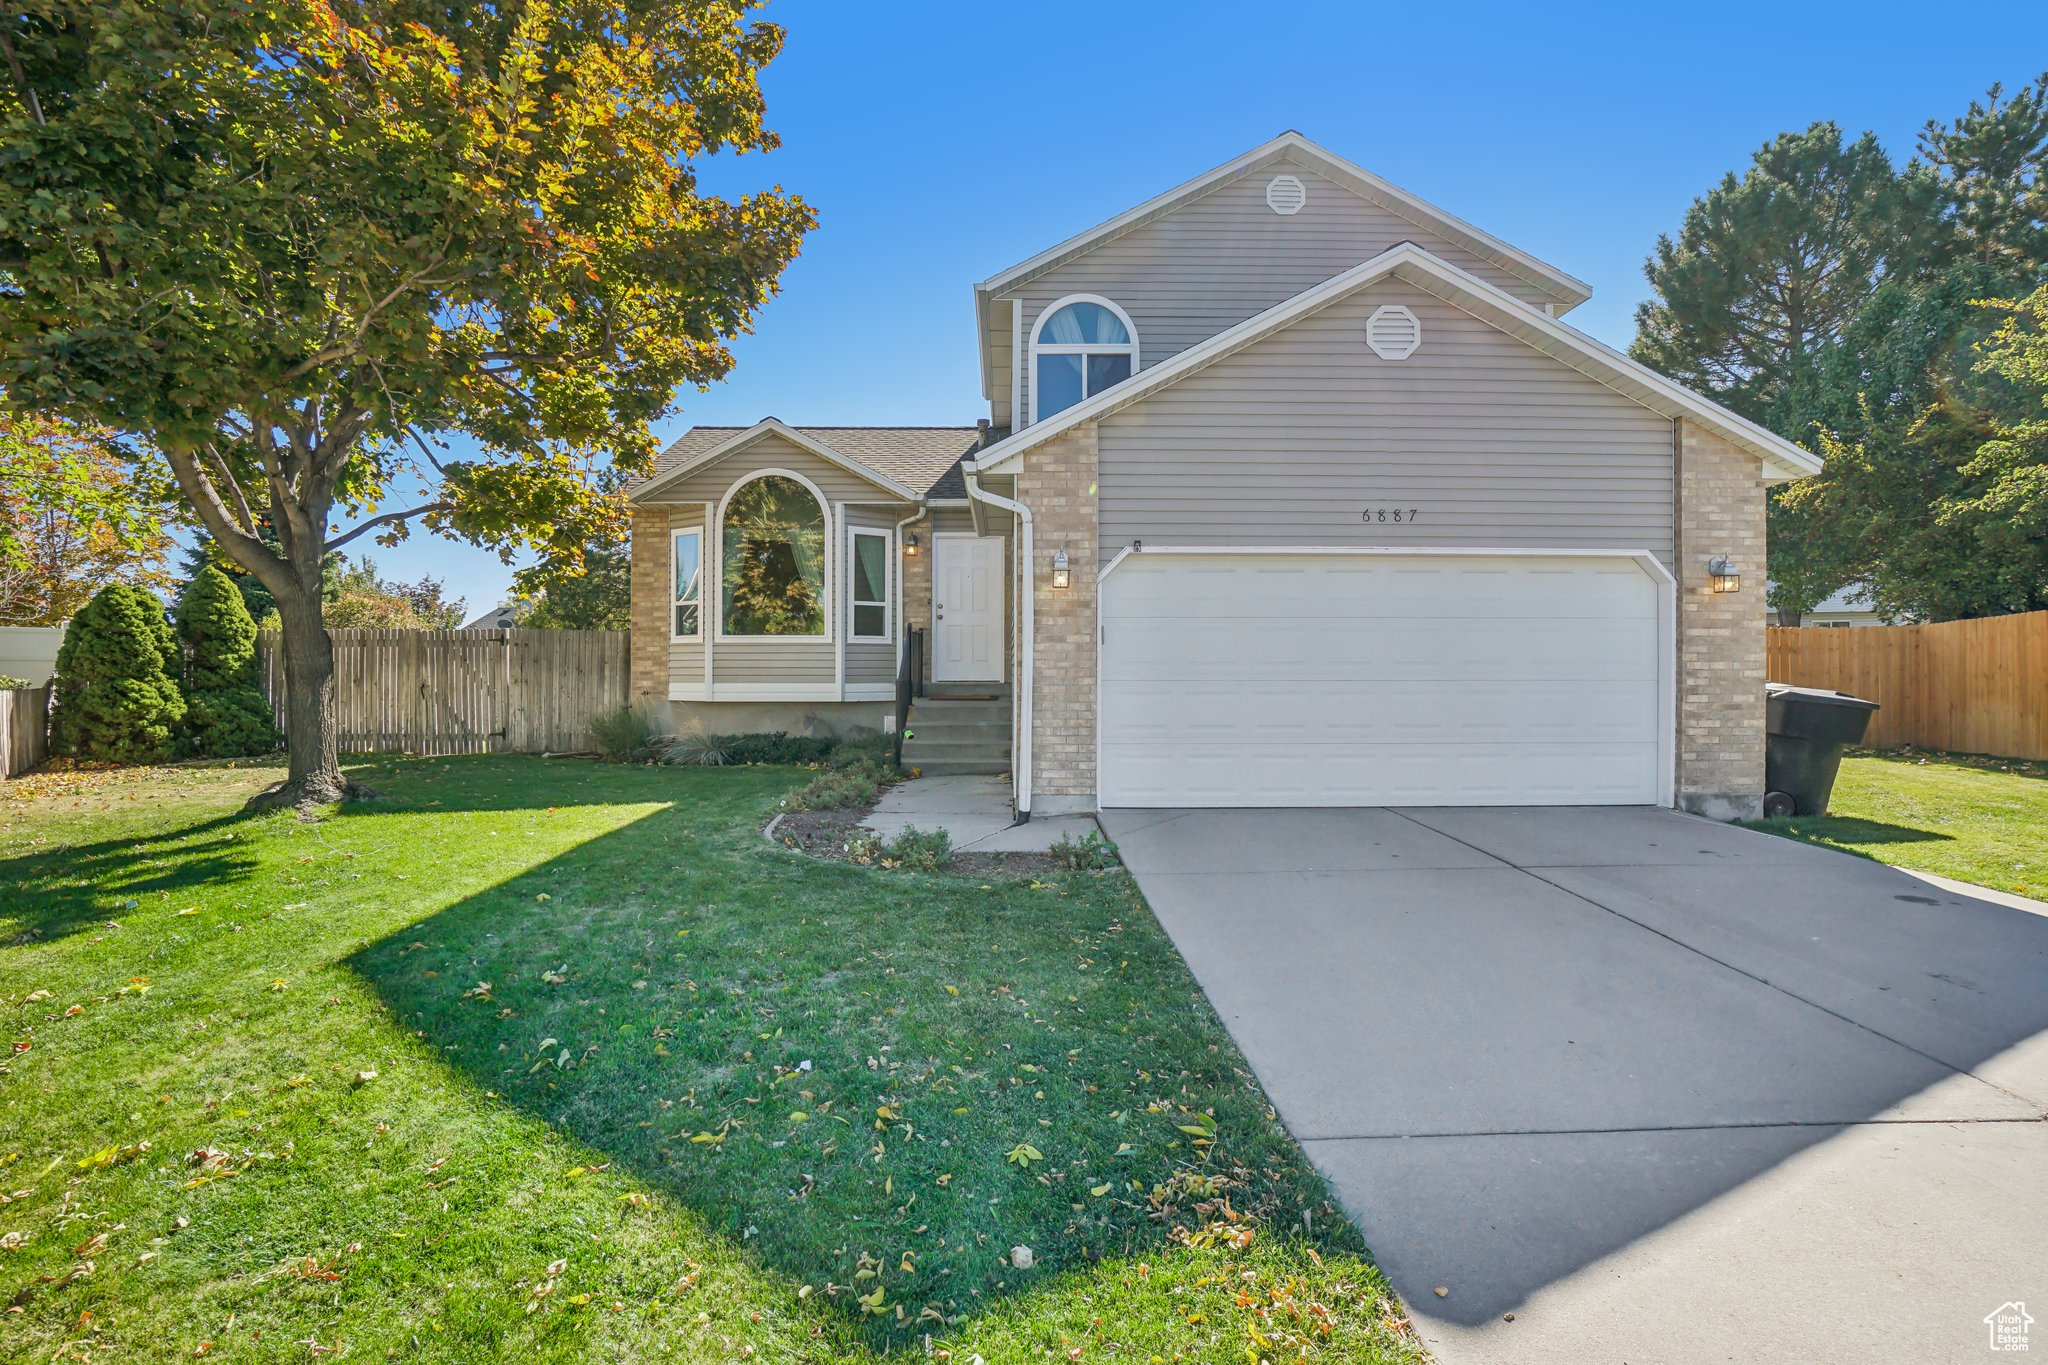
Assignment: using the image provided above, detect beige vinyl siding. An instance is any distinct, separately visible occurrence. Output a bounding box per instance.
[845,646,894,686]
[1014,161,1570,425]
[713,640,837,685]
[643,439,919,695]
[1094,280,1676,570]
[665,506,707,691]
[987,299,1016,428]
[644,432,899,506]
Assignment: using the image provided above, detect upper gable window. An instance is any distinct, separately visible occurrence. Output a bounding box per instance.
[1032,297,1137,422]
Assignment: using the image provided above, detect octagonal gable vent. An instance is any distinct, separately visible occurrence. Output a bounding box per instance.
[1366,304,1422,360]
[1265,174,1307,215]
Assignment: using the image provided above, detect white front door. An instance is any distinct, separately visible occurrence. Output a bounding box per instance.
[1098,552,1665,807]
[932,534,1003,683]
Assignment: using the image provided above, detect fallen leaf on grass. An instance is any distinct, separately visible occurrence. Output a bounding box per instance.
[76,1142,149,1172]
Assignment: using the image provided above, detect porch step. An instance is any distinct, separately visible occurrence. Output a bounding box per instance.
[925,683,1013,702]
[910,758,1014,777]
[904,713,1010,739]
[902,693,1012,776]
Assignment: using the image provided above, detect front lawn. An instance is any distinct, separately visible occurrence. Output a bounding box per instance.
[1749,748,2048,898]
[0,756,1420,1363]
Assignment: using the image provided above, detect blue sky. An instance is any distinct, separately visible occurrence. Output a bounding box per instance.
[360,0,2048,617]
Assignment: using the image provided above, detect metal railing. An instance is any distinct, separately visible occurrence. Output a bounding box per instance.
[894,626,924,767]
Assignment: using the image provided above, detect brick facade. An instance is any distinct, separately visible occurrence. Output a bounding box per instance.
[1674,420,1767,819]
[1015,424,1099,811]
[902,513,932,681]
[628,506,671,707]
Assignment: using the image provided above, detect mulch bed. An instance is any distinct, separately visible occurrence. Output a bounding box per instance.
[766,804,1070,880]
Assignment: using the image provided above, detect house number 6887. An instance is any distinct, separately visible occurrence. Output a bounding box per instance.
[1362,508,1419,523]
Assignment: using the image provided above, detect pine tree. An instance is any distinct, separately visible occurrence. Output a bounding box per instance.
[180,529,278,624]
[176,565,279,757]
[49,584,185,763]
[1631,123,1926,435]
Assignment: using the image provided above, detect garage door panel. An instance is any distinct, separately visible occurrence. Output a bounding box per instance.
[1112,558,1655,619]
[1101,679,1659,743]
[1103,619,1658,683]
[1103,741,1660,807]
[1099,553,1664,808]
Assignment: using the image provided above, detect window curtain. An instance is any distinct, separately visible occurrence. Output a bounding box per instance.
[720,476,826,636]
[1038,301,1129,346]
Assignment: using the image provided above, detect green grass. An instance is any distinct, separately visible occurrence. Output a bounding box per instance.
[0,755,1420,1363]
[1748,747,2048,897]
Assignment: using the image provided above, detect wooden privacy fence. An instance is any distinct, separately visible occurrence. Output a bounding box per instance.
[1766,611,2048,760]
[1,685,50,777]
[257,628,628,756]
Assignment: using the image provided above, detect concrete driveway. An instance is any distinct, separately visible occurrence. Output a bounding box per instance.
[1098,805,2048,1364]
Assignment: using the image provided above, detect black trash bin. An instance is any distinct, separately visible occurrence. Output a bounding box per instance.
[1762,683,1880,818]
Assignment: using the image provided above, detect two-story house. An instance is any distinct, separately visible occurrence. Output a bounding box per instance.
[627,133,1821,820]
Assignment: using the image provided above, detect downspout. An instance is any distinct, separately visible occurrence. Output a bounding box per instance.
[963,469,1033,819]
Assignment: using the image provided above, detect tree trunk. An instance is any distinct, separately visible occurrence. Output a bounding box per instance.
[267,583,349,804]
[156,436,363,806]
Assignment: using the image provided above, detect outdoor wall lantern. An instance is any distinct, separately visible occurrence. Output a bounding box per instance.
[904,532,920,557]
[1050,547,1071,591]
[1707,555,1741,594]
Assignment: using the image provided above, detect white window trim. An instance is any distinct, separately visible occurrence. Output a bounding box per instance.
[1030,293,1139,424]
[669,523,705,642]
[713,467,834,644]
[846,524,895,645]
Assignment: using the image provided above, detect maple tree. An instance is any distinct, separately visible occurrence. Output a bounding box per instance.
[0,414,175,626]
[0,3,811,800]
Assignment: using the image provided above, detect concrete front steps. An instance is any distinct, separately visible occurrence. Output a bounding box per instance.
[901,688,1011,776]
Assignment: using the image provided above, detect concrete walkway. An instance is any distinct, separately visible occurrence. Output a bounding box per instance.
[1099,804,2048,1365]
[863,775,1099,853]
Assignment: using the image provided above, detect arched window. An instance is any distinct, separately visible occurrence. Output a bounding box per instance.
[1032,296,1137,421]
[720,473,827,637]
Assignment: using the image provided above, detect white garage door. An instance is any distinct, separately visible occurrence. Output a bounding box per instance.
[1099,552,1664,807]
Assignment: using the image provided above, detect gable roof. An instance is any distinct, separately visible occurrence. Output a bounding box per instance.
[967,243,1824,484]
[629,420,980,503]
[975,132,1593,313]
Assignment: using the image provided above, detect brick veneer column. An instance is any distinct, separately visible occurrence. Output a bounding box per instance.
[1015,425,1099,812]
[1674,420,1767,819]
[628,506,670,707]
[901,515,932,682]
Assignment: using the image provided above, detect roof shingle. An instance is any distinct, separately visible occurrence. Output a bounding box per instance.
[642,424,981,499]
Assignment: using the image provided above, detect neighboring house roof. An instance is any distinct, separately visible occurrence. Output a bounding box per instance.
[968,243,1825,484]
[630,419,980,503]
[1763,583,1883,617]
[462,605,520,629]
[975,131,1593,316]
[1812,584,1877,614]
